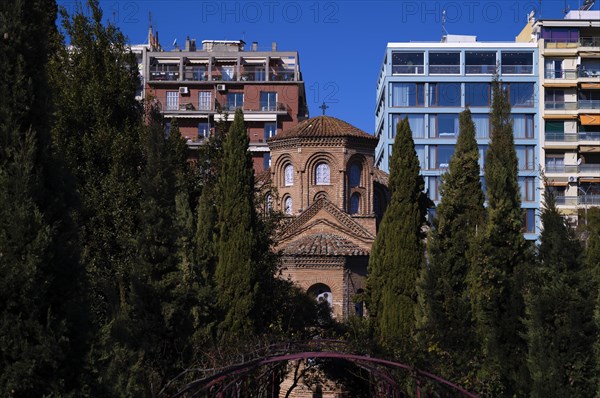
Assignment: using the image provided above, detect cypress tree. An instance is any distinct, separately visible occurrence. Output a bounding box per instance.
[417,109,485,386]
[468,77,531,396]
[51,1,144,392]
[525,186,596,397]
[367,117,429,351]
[0,0,84,394]
[214,109,262,342]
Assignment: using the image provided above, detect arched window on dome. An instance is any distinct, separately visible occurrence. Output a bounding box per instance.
[350,193,360,214]
[315,162,330,185]
[284,164,294,186]
[348,163,361,187]
[284,196,293,215]
[265,193,273,212]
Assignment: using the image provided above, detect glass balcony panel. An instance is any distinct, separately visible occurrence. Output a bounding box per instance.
[544,101,578,110]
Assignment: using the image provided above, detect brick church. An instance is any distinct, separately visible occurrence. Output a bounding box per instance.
[265,115,389,319]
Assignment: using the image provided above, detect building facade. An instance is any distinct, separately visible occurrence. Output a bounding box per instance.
[527,10,600,225]
[375,37,541,239]
[141,33,308,172]
[267,115,389,319]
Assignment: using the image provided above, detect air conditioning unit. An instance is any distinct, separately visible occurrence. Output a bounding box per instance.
[216,84,226,91]
[568,175,578,182]
[178,86,189,95]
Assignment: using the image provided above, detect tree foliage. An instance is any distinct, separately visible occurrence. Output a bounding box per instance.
[367,117,429,352]
[468,77,531,396]
[417,109,485,387]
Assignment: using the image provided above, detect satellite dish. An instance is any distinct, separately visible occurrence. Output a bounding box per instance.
[577,157,583,165]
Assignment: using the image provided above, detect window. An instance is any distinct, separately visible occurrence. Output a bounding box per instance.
[430,114,459,138]
[473,114,490,139]
[165,121,171,138]
[512,114,534,139]
[264,123,277,140]
[391,114,426,139]
[509,83,535,107]
[478,145,488,171]
[221,65,235,81]
[284,164,294,186]
[465,51,496,74]
[501,52,533,74]
[545,88,565,110]
[519,177,536,202]
[260,91,277,111]
[284,196,293,215]
[544,58,564,78]
[392,52,424,74]
[415,145,426,170]
[465,83,490,107]
[429,52,460,74]
[516,145,536,170]
[226,93,244,110]
[198,91,212,110]
[265,193,273,212]
[198,122,210,138]
[428,145,455,170]
[524,209,536,233]
[166,91,179,110]
[545,155,564,172]
[263,153,271,170]
[350,193,360,214]
[349,163,361,187]
[545,121,564,141]
[315,162,330,185]
[429,83,461,107]
[541,27,579,43]
[391,83,425,107]
[428,176,441,201]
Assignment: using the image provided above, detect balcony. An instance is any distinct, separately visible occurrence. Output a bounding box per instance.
[429,65,460,74]
[579,100,600,109]
[544,68,578,79]
[501,65,533,75]
[544,165,578,174]
[578,67,600,78]
[544,101,578,110]
[545,132,600,142]
[465,65,495,74]
[241,67,266,81]
[579,164,600,173]
[580,36,600,47]
[269,69,296,81]
[392,65,425,74]
[556,195,600,206]
[149,70,180,81]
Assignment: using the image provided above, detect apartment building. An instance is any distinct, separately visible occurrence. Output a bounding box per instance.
[375,36,540,239]
[140,31,308,172]
[524,9,600,225]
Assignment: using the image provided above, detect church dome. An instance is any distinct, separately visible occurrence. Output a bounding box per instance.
[269,115,376,141]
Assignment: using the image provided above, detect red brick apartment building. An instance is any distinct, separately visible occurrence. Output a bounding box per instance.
[137,31,308,172]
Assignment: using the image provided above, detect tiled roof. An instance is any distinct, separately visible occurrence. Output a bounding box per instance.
[270,116,376,141]
[282,233,369,256]
[373,168,389,186]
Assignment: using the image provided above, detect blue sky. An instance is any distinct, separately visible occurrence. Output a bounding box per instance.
[59,0,598,132]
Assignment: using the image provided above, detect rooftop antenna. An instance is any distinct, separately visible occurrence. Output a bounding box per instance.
[539,0,543,18]
[563,0,571,14]
[580,0,595,10]
[441,9,448,39]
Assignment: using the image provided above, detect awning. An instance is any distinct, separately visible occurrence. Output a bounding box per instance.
[544,82,577,87]
[543,114,578,119]
[580,114,600,125]
[580,52,600,58]
[580,178,600,183]
[242,58,267,64]
[580,146,600,153]
[187,59,209,64]
[163,114,209,119]
[545,179,568,186]
[581,83,600,90]
[154,58,180,64]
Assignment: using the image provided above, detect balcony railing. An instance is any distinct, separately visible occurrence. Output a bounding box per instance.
[429,65,460,74]
[151,96,216,112]
[150,71,180,81]
[545,132,600,142]
[392,65,425,74]
[579,100,600,109]
[269,69,296,81]
[544,101,578,110]
[544,165,578,173]
[465,65,495,74]
[501,65,533,74]
[544,68,578,79]
[579,164,600,173]
[556,195,600,206]
[580,36,600,47]
[579,67,600,78]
